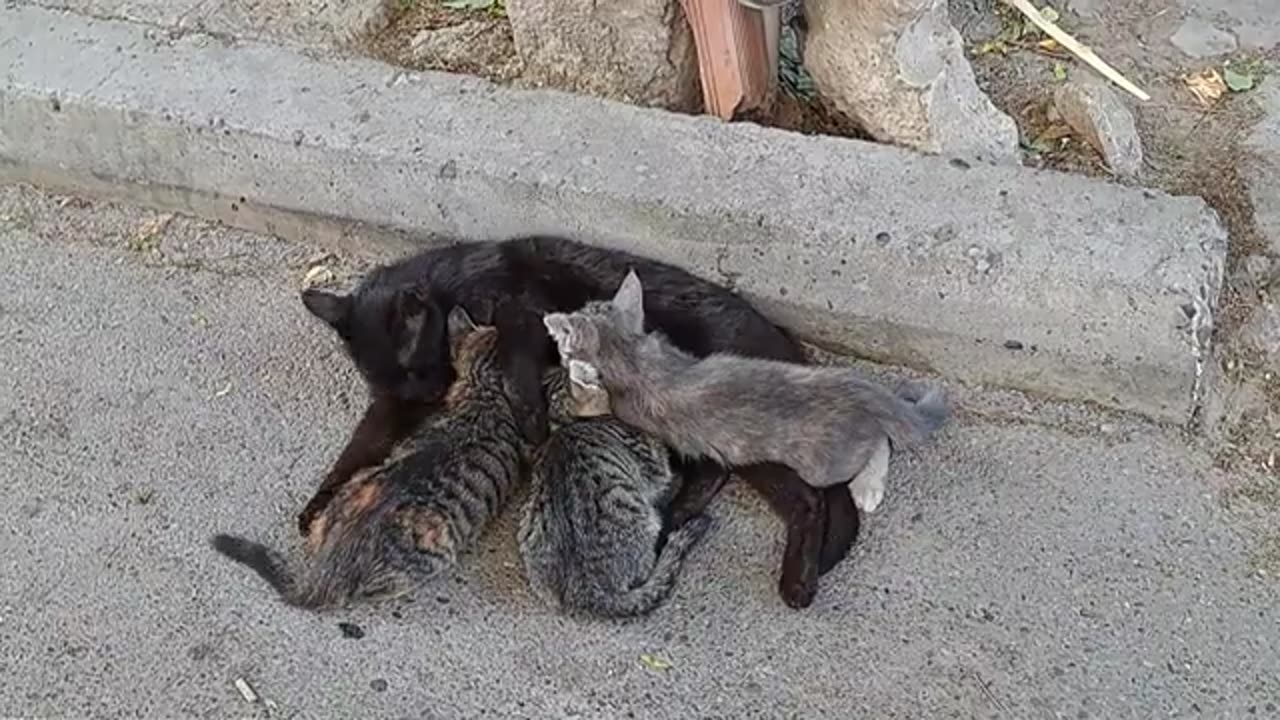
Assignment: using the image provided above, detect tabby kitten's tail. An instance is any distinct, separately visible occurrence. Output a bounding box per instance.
[211,534,295,601]
[584,515,712,619]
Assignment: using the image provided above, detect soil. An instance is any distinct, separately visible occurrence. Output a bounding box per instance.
[357,2,866,137]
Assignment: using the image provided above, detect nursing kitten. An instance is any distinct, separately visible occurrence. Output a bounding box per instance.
[544,271,949,514]
[518,365,718,618]
[210,306,526,609]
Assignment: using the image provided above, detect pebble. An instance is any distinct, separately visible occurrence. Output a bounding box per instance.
[338,622,365,639]
[1053,80,1144,179]
[1170,17,1238,58]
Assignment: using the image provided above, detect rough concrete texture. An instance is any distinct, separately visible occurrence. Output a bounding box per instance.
[1053,79,1144,179]
[804,0,1019,163]
[18,0,393,47]
[2,183,1279,717]
[0,5,1228,423]
[505,0,700,110]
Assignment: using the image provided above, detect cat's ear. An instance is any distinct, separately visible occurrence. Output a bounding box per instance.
[301,289,352,332]
[612,269,645,333]
[446,306,478,343]
[543,313,572,345]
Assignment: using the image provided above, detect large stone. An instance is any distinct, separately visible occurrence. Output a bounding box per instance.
[505,0,700,111]
[804,0,1019,163]
[1053,79,1143,179]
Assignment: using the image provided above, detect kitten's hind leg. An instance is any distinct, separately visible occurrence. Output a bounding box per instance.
[666,456,731,529]
[849,435,891,513]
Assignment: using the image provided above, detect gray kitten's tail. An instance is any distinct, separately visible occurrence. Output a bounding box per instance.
[881,381,949,449]
[899,382,949,435]
[582,515,712,619]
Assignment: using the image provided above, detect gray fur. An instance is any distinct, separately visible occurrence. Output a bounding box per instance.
[212,308,526,610]
[517,367,711,618]
[543,271,949,503]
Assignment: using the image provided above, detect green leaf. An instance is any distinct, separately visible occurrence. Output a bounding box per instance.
[639,654,672,671]
[1053,62,1068,81]
[1223,66,1255,92]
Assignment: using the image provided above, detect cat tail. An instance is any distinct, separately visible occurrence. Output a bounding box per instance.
[585,515,713,619]
[210,533,306,604]
[880,381,949,450]
[897,381,949,436]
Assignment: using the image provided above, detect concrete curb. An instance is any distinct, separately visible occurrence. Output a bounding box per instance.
[0,5,1227,423]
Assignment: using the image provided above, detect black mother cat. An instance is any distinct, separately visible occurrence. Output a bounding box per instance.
[298,235,858,608]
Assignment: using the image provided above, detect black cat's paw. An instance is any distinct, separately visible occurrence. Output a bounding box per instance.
[779,572,818,610]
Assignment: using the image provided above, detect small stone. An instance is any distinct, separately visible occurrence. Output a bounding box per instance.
[1238,303,1280,374]
[370,678,389,692]
[1003,339,1024,350]
[338,622,365,639]
[1231,254,1275,293]
[1066,0,1102,18]
[1170,17,1238,58]
[1053,80,1144,179]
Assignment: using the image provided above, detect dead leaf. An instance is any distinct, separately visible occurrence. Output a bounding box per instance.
[1037,38,1060,51]
[1035,123,1074,145]
[1183,68,1227,106]
[639,653,672,671]
[128,214,174,253]
[302,264,335,289]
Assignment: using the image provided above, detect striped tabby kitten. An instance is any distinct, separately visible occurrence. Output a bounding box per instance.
[211,305,526,609]
[517,364,718,618]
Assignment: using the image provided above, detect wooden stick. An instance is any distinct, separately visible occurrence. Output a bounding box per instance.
[680,0,771,120]
[1001,0,1151,102]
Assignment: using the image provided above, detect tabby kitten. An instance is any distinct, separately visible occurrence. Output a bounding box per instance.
[211,306,526,609]
[517,364,717,619]
[545,271,949,514]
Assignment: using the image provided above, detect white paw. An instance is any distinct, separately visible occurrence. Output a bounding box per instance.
[849,435,890,513]
[850,476,885,513]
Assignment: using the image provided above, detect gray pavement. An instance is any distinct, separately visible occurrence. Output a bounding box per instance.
[2,183,1279,718]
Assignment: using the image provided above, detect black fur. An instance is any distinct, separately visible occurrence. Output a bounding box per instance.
[301,236,859,608]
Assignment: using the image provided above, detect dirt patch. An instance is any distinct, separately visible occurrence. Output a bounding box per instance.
[359,2,520,82]
[740,91,869,139]
[359,2,865,138]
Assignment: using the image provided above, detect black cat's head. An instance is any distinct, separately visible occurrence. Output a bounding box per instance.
[301,281,453,403]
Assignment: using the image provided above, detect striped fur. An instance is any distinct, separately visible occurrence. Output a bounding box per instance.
[212,308,526,610]
[517,368,711,618]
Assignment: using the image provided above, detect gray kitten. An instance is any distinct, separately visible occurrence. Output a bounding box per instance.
[517,364,716,618]
[543,271,948,514]
[211,307,527,609]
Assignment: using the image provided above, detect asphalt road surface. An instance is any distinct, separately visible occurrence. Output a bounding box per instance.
[2,184,1278,719]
